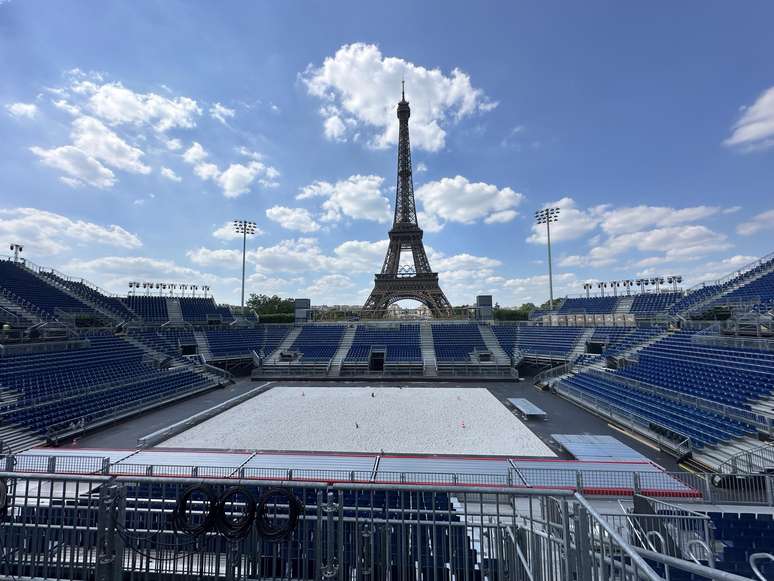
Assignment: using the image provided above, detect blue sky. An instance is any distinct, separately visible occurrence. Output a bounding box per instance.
[2,0,773,307]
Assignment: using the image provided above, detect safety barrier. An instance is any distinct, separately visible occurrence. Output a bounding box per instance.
[0,471,669,581]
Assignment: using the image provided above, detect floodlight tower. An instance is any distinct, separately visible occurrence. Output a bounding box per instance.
[583,282,593,298]
[9,243,23,263]
[233,220,257,309]
[535,207,560,307]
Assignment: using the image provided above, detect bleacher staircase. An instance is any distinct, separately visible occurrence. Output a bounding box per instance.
[328,325,356,377]
[616,328,671,360]
[0,294,41,327]
[29,269,122,323]
[0,424,45,454]
[478,325,511,366]
[266,326,303,363]
[193,331,213,361]
[569,328,594,359]
[419,322,437,376]
[614,295,633,314]
[165,299,184,324]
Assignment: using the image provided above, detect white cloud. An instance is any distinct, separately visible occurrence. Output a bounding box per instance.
[527,198,726,248]
[302,274,357,300]
[527,197,605,244]
[559,224,730,268]
[182,141,207,164]
[29,145,115,189]
[331,239,388,272]
[165,138,182,151]
[160,167,181,182]
[415,162,428,173]
[218,161,278,197]
[212,221,265,241]
[210,102,235,125]
[71,115,150,174]
[301,43,495,151]
[248,238,330,274]
[265,206,320,232]
[598,205,721,235]
[183,142,279,197]
[73,80,201,132]
[737,209,774,236]
[297,175,391,223]
[5,102,38,119]
[0,207,141,254]
[415,176,523,230]
[186,247,242,266]
[724,86,774,150]
[52,99,80,115]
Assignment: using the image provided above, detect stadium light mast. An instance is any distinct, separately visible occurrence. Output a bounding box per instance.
[233,220,257,309]
[535,208,560,307]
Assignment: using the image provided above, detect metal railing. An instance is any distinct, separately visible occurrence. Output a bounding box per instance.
[0,470,671,581]
[717,442,774,475]
[7,451,774,506]
[685,250,774,293]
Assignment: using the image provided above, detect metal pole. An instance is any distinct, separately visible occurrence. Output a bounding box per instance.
[241,227,247,309]
[546,219,554,306]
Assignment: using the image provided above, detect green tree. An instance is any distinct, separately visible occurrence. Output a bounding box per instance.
[246,293,294,315]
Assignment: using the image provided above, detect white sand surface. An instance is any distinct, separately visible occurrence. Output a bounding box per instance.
[162,386,554,456]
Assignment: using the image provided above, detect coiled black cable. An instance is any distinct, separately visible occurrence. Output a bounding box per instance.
[255,488,301,541]
[173,484,216,536]
[214,486,256,540]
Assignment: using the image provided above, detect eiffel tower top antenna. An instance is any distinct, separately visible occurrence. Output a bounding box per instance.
[401,78,405,101]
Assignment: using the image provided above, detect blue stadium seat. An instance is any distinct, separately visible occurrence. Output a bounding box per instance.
[345,324,421,362]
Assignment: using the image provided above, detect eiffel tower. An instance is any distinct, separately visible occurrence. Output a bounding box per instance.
[362,84,452,318]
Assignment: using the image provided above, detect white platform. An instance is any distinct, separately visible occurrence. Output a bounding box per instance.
[161,386,555,457]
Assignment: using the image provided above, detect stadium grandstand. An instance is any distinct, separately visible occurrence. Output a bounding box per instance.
[2,247,774,579]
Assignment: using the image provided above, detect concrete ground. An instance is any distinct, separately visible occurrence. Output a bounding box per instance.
[66,372,682,471]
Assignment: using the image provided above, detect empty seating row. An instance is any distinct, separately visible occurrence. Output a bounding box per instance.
[178,297,234,323]
[629,292,682,313]
[124,296,168,322]
[3,369,210,434]
[432,324,486,361]
[704,512,774,578]
[345,324,421,362]
[0,261,94,318]
[205,326,291,358]
[614,331,774,407]
[559,372,757,448]
[492,325,585,358]
[558,296,619,314]
[290,325,346,361]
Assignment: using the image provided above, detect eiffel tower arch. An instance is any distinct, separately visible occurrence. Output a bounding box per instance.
[362,85,453,318]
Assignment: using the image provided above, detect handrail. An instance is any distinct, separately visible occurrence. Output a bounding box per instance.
[635,547,758,581]
[13,257,121,298]
[573,492,664,581]
[716,442,774,475]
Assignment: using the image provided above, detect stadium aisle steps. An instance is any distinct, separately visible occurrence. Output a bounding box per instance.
[38,271,126,323]
[478,325,511,365]
[419,322,437,376]
[193,330,213,360]
[329,325,357,376]
[266,326,303,362]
